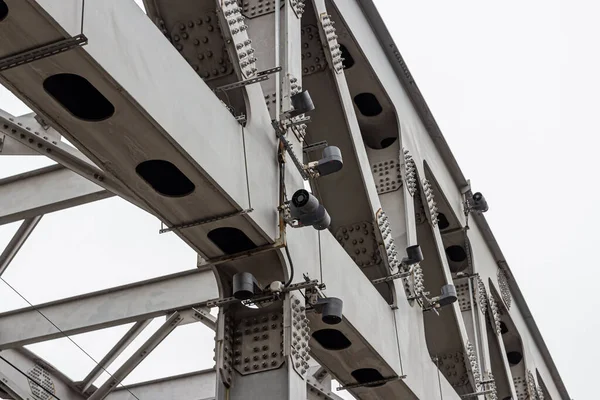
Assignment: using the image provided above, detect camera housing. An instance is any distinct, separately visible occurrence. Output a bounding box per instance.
[470,192,489,213]
[289,90,315,118]
[402,245,424,266]
[437,284,458,307]
[313,297,344,325]
[313,146,343,177]
[233,272,262,300]
[290,189,331,230]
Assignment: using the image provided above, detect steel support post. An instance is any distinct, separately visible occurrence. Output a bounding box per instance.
[214,293,309,400]
[0,215,42,276]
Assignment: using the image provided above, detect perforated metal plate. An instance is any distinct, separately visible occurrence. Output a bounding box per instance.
[513,375,528,400]
[489,296,502,336]
[27,364,56,400]
[497,269,512,309]
[376,210,400,271]
[238,0,284,19]
[372,159,402,194]
[301,25,327,76]
[170,15,234,81]
[319,13,343,73]
[421,178,439,226]
[476,277,488,315]
[465,341,482,391]
[290,295,310,378]
[434,351,469,388]
[455,281,471,312]
[403,148,417,196]
[335,222,379,268]
[232,311,284,375]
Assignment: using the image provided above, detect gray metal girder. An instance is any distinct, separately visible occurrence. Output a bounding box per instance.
[0,269,218,349]
[106,369,344,400]
[0,348,85,400]
[0,165,112,226]
[0,0,281,274]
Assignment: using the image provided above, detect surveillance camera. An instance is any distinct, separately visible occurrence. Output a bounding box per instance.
[313,146,343,177]
[233,272,262,300]
[289,90,315,117]
[313,297,343,325]
[290,189,331,230]
[402,245,424,266]
[471,192,488,213]
[437,284,458,307]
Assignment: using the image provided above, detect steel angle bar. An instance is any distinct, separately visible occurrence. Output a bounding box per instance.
[79,320,152,394]
[0,165,112,226]
[0,34,88,72]
[0,216,42,276]
[87,312,183,400]
[0,269,218,349]
[0,113,147,213]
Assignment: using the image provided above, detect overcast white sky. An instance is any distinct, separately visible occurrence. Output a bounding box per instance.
[0,0,595,399]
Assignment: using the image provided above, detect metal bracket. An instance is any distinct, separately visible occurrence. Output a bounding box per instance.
[460,388,495,398]
[371,267,412,285]
[273,121,309,180]
[302,140,328,154]
[0,34,88,72]
[204,279,324,308]
[215,67,282,92]
[336,375,406,391]
[159,208,253,234]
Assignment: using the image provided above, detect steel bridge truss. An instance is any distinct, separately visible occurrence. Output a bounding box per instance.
[0,0,569,399]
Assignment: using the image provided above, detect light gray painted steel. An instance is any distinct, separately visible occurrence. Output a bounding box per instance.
[0,165,112,226]
[106,370,217,400]
[338,0,569,397]
[88,312,183,400]
[0,369,30,400]
[106,369,343,400]
[0,134,40,155]
[0,269,218,349]
[0,348,85,400]
[80,320,152,393]
[0,215,42,276]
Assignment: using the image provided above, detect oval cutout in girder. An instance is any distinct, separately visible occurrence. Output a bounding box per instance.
[445,245,467,263]
[207,227,257,255]
[351,368,386,387]
[43,73,114,121]
[312,329,352,351]
[0,1,8,21]
[379,137,397,149]
[506,351,523,366]
[500,321,509,335]
[136,160,195,197]
[437,213,450,230]
[354,93,383,117]
[339,43,355,69]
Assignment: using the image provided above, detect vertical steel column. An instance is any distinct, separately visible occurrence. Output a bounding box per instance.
[214,293,309,400]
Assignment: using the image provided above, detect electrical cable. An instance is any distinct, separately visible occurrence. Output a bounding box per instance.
[0,355,61,400]
[0,277,142,400]
[283,244,295,288]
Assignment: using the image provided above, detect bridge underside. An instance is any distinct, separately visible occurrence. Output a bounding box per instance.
[0,0,569,399]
